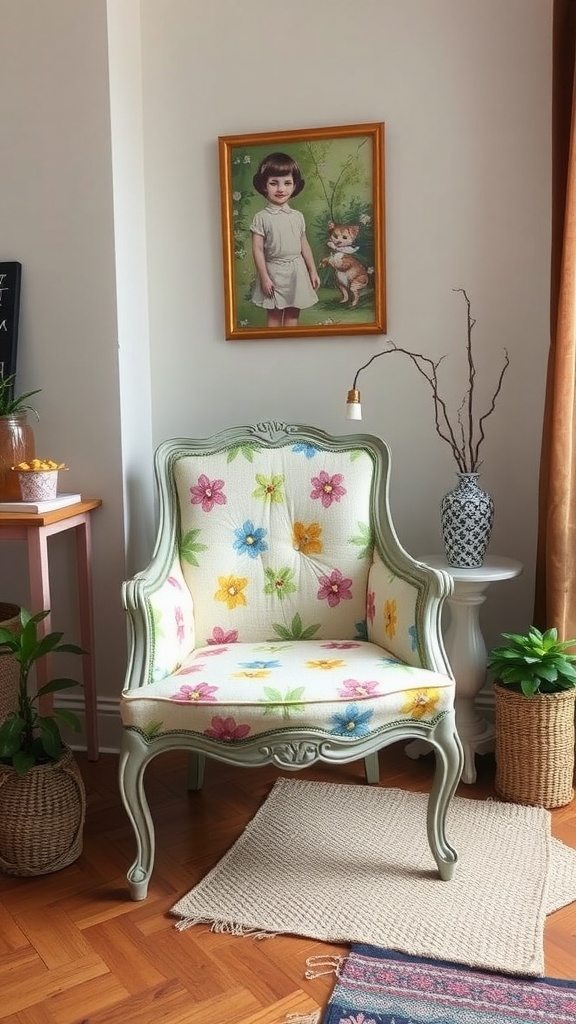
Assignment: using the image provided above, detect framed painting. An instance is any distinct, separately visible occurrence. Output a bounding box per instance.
[218,122,385,340]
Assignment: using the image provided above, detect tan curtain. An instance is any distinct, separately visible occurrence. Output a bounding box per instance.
[535,0,576,638]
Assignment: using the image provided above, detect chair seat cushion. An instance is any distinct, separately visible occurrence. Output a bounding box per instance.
[121,640,454,743]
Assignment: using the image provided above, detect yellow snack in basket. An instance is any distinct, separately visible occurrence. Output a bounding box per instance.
[13,459,68,471]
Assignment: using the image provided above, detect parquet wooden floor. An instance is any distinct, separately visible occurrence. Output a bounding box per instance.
[0,745,574,1023]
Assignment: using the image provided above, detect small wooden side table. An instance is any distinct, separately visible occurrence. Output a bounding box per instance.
[407,554,524,784]
[0,499,102,760]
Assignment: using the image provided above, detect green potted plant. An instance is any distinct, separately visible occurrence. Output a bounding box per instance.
[0,607,86,875]
[0,372,41,500]
[487,626,576,808]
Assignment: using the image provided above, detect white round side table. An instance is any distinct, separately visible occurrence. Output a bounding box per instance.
[406,555,523,784]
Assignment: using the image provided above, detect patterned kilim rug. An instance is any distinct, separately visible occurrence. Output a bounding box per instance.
[171,778,576,976]
[314,944,576,1024]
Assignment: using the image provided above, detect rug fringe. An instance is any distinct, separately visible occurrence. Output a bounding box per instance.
[283,1011,322,1024]
[304,954,346,979]
[173,916,275,939]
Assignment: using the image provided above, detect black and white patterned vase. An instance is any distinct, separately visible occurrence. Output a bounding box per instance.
[440,473,494,568]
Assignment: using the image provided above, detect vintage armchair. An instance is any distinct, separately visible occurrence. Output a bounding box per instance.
[119,421,464,900]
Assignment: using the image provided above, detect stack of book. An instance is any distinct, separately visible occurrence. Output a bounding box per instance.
[0,493,82,514]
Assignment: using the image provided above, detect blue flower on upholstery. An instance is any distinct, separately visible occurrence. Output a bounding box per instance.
[409,624,418,651]
[292,442,317,459]
[233,520,268,558]
[239,660,281,670]
[378,654,402,666]
[330,704,374,737]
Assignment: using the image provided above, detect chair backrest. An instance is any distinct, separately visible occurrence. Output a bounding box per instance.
[165,422,380,646]
[134,422,448,684]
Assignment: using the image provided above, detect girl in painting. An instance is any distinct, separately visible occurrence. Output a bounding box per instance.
[250,152,319,328]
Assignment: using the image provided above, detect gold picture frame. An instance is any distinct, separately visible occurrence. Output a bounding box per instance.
[218,122,386,340]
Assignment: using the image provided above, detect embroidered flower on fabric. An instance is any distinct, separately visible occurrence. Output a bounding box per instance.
[207,626,239,645]
[170,683,218,703]
[384,598,398,639]
[205,715,251,741]
[338,678,381,699]
[310,470,346,508]
[330,704,374,737]
[167,575,183,589]
[291,442,317,459]
[317,569,353,607]
[264,566,297,600]
[355,619,368,640]
[292,520,323,554]
[253,473,285,503]
[260,686,306,717]
[215,575,248,610]
[174,663,204,675]
[202,646,230,656]
[321,641,361,650]
[408,624,418,651]
[239,660,281,670]
[233,520,268,559]
[306,658,346,671]
[232,669,271,679]
[367,590,376,625]
[190,474,227,512]
[175,606,185,642]
[400,688,441,719]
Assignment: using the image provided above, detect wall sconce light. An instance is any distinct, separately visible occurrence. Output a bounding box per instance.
[345,351,389,421]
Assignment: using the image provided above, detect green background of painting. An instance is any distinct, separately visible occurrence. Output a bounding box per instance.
[229,134,378,330]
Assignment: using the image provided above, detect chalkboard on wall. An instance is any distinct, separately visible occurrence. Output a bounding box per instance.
[0,262,22,394]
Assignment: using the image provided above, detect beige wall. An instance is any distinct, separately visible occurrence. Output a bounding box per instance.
[0,0,552,749]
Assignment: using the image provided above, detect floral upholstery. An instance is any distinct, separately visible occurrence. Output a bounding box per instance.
[119,422,463,900]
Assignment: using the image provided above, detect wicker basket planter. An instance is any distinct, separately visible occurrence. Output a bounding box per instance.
[0,746,86,875]
[0,602,21,722]
[494,683,576,809]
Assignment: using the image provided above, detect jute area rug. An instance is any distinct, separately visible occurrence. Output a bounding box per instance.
[317,944,576,1024]
[170,778,576,977]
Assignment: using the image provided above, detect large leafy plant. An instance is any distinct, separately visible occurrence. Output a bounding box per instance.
[487,626,576,696]
[0,372,41,417]
[0,608,84,775]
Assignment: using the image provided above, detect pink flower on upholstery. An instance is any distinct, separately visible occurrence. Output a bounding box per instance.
[321,641,361,650]
[207,626,239,645]
[190,474,227,512]
[167,575,183,589]
[205,715,251,742]
[338,678,380,699]
[175,606,185,642]
[317,569,353,607]
[175,663,204,675]
[171,682,218,702]
[310,470,346,508]
[202,646,229,656]
[367,590,375,625]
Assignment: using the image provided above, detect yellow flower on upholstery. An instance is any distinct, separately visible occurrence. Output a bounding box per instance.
[384,599,398,639]
[400,688,441,719]
[215,575,248,610]
[306,659,345,671]
[233,669,271,679]
[293,521,323,554]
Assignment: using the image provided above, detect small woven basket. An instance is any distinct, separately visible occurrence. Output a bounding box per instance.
[494,683,576,809]
[0,747,86,875]
[0,603,21,723]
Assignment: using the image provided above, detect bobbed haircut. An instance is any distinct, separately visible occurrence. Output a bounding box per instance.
[252,151,305,198]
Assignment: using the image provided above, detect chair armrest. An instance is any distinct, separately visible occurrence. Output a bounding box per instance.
[367,548,453,676]
[122,551,195,689]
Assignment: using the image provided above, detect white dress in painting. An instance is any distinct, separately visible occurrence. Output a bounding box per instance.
[250,205,319,310]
